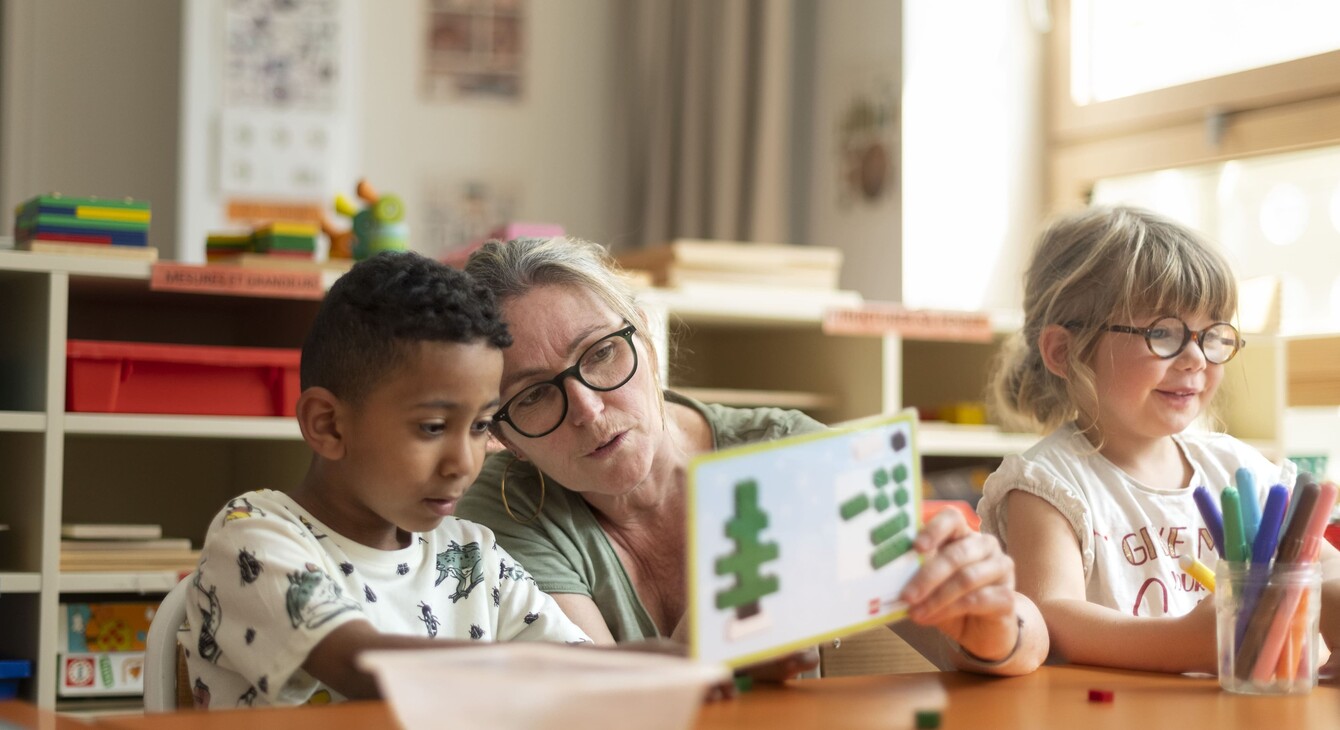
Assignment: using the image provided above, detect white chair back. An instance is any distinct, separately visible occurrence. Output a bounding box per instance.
[144,572,195,712]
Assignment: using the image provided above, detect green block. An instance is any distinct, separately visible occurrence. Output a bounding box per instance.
[871,534,914,569]
[840,493,870,521]
[15,213,148,232]
[892,463,909,484]
[872,467,889,488]
[874,491,891,512]
[870,512,909,545]
[894,487,909,507]
[914,709,941,729]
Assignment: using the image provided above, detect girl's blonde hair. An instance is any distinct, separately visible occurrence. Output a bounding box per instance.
[464,235,663,392]
[991,205,1239,434]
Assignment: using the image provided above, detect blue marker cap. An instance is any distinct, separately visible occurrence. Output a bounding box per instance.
[1193,485,1226,560]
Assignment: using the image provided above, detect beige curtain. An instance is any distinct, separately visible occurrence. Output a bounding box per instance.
[615,0,811,250]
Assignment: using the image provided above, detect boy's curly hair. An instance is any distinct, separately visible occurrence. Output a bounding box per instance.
[300,251,512,403]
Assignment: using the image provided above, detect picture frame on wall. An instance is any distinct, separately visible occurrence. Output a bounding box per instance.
[422,0,525,101]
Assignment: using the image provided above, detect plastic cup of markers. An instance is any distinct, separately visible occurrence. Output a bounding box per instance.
[1215,561,1322,695]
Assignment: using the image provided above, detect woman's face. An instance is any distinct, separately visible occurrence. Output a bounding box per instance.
[494,283,665,498]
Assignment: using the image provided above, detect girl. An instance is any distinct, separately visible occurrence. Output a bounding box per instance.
[978,205,1340,673]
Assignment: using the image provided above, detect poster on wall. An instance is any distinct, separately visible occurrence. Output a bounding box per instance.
[225,0,342,111]
[422,0,525,100]
[421,178,522,257]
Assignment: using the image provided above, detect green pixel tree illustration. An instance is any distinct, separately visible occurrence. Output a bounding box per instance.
[714,479,779,619]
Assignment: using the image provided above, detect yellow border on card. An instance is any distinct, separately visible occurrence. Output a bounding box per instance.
[686,408,922,669]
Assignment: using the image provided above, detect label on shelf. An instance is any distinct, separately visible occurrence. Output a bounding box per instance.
[823,303,993,342]
[150,262,323,300]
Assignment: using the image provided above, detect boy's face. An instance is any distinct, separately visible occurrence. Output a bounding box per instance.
[328,339,503,549]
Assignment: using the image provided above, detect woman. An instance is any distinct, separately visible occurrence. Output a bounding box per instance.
[456,236,1047,675]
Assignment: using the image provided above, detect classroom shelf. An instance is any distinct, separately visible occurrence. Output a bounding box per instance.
[0,249,152,279]
[674,387,838,412]
[918,423,1041,457]
[0,412,45,432]
[0,572,42,593]
[63,414,302,440]
[58,571,188,595]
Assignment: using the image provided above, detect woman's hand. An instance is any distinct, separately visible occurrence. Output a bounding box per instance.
[898,508,1033,667]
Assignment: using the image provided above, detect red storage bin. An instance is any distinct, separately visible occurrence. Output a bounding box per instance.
[66,340,301,417]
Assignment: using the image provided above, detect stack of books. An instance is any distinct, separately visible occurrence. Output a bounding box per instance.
[14,194,155,260]
[616,239,844,291]
[59,524,198,573]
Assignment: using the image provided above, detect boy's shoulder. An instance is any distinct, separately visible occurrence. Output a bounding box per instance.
[207,489,304,535]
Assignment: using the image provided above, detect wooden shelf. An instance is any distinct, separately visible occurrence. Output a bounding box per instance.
[673,387,838,412]
[0,411,45,432]
[64,413,301,440]
[0,572,42,593]
[58,571,188,594]
[0,249,152,279]
[918,423,1040,457]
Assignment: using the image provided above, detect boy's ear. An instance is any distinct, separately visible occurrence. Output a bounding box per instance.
[297,387,346,460]
[1038,324,1072,380]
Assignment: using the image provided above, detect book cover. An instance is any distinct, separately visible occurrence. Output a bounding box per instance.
[61,524,162,540]
[58,652,145,697]
[61,602,158,653]
[687,409,922,668]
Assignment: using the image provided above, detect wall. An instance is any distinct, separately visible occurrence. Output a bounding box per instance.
[805,0,903,301]
[358,0,624,254]
[0,0,182,256]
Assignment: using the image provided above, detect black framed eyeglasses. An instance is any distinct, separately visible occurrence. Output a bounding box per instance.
[1099,316,1244,364]
[493,323,639,438]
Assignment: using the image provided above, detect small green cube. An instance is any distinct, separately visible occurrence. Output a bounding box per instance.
[914,709,941,729]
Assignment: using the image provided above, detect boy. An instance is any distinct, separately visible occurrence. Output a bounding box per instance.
[183,252,590,709]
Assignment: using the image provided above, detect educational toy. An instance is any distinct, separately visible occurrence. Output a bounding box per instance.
[688,409,922,668]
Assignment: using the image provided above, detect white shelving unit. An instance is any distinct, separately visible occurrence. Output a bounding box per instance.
[0,251,319,709]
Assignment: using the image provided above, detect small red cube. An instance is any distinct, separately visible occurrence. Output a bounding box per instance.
[1088,688,1114,703]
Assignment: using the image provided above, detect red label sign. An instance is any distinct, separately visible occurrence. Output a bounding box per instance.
[823,303,993,342]
[151,263,323,300]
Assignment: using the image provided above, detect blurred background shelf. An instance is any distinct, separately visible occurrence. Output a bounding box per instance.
[58,571,186,595]
[64,414,302,440]
[0,573,42,593]
[0,412,45,432]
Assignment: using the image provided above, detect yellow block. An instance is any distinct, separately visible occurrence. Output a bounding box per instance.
[258,221,319,237]
[75,206,151,223]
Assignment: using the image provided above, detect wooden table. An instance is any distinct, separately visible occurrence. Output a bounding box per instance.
[7,666,1339,729]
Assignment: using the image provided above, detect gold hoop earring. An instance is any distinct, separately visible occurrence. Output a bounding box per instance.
[500,457,546,524]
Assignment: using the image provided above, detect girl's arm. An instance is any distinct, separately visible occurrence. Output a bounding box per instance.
[1004,490,1217,673]
[551,593,618,645]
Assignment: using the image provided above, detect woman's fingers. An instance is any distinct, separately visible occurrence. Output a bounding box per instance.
[901,530,1014,613]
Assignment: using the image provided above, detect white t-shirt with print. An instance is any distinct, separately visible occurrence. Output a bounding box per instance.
[977,424,1296,617]
[182,489,590,709]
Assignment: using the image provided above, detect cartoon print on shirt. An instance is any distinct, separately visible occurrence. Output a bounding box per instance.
[418,601,440,638]
[524,612,538,625]
[192,571,223,664]
[339,562,354,575]
[364,584,377,602]
[237,548,263,584]
[298,514,327,539]
[396,563,410,576]
[498,558,535,584]
[244,627,256,645]
[222,497,265,526]
[284,563,360,629]
[193,677,211,709]
[469,624,484,640]
[436,541,484,602]
[238,686,258,707]
[492,586,500,607]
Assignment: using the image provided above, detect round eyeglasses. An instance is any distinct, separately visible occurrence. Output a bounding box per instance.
[1101,316,1244,364]
[493,323,639,438]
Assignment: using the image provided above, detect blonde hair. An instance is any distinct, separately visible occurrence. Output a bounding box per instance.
[464,235,664,392]
[991,205,1239,434]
